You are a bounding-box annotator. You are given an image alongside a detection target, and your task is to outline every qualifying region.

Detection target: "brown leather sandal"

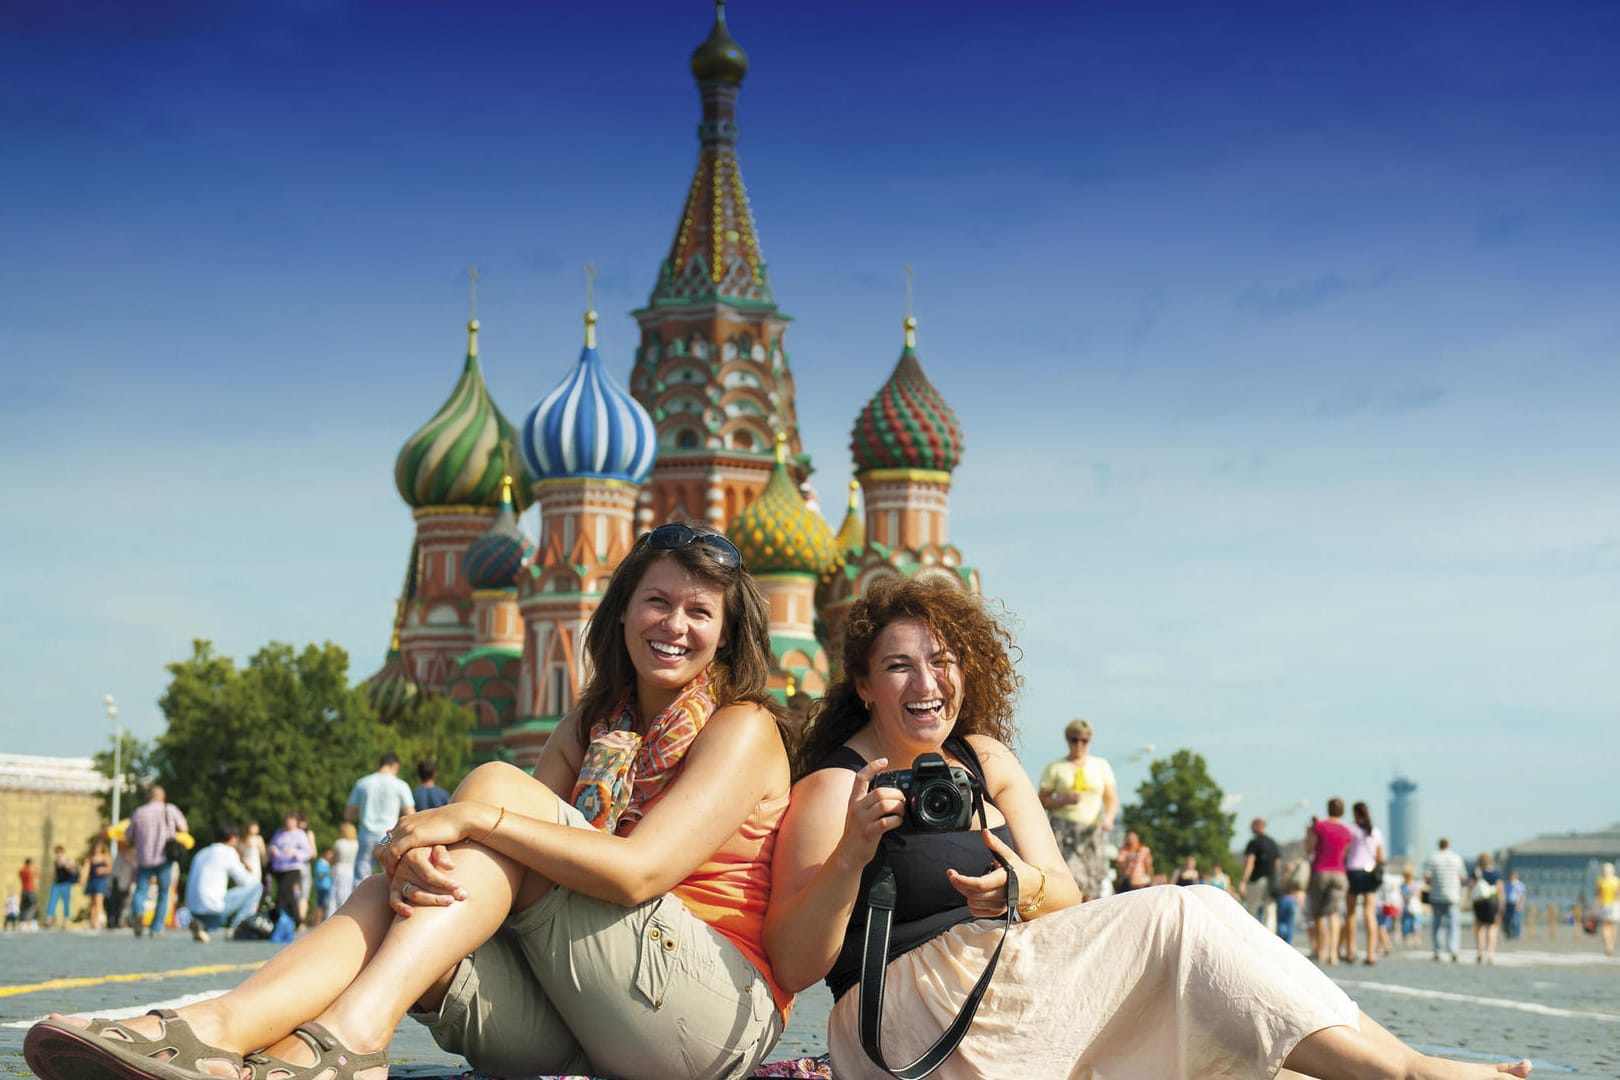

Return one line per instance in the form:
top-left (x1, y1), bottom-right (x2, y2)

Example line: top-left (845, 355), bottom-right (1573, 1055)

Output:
top-left (241, 1023), bottom-right (389, 1080)
top-left (22, 1008), bottom-right (244, 1080)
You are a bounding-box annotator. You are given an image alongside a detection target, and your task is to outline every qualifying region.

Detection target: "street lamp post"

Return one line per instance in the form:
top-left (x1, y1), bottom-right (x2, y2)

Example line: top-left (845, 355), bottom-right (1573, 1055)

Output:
top-left (104, 694), bottom-right (121, 824)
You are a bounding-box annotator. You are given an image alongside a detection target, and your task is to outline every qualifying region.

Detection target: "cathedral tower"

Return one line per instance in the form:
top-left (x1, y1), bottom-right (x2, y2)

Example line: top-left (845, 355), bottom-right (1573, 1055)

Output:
top-left (820, 312), bottom-right (979, 671)
top-left (730, 434), bottom-right (840, 699)
top-left (629, 1), bottom-right (803, 532)
top-left (393, 315), bottom-right (532, 692)
top-left (512, 306), bottom-right (657, 767)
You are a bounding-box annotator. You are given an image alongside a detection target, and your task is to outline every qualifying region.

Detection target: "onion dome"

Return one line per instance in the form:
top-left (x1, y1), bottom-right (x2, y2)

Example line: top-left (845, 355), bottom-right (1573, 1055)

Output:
top-left (462, 475), bottom-right (535, 589)
top-left (521, 310), bottom-right (657, 485)
top-left (690, 0), bottom-right (749, 85)
top-left (366, 631), bottom-right (419, 722)
top-left (732, 435), bottom-right (840, 576)
top-left (850, 316), bottom-right (964, 474)
top-left (835, 479), bottom-right (865, 554)
top-left (395, 319), bottom-right (532, 510)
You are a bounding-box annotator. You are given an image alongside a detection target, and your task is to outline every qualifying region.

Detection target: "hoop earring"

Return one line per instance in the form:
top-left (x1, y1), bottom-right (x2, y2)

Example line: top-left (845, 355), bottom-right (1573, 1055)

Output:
top-left (861, 699), bottom-right (871, 711)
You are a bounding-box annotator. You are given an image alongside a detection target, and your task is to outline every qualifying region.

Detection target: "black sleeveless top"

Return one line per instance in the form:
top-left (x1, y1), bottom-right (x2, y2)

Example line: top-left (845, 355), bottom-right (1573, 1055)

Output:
top-left (817, 737), bottom-right (1016, 999)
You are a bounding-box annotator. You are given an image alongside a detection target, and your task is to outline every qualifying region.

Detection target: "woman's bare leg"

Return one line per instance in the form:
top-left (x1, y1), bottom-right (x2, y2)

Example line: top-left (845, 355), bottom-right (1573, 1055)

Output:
top-left (1364, 897), bottom-right (1379, 962)
top-left (1283, 1011), bottom-right (1532, 1079)
top-left (254, 763), bottom-right (566, 1080)
top-left (48, 764), bottom-right (566, 1079)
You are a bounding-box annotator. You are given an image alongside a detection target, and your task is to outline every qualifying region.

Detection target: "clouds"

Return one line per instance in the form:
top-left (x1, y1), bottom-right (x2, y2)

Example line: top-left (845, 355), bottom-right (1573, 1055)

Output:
top-left (1314, 382), bottom-right (1448, 419)
top-left (1234, 269), bottom-right (1392, 319)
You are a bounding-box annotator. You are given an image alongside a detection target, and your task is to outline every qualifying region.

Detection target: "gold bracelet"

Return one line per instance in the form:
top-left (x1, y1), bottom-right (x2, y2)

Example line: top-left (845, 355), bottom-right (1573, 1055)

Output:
top-left (477, 806), bottom-right (506, 845)
top-left (1016, 865), bottom-right (1048, 918)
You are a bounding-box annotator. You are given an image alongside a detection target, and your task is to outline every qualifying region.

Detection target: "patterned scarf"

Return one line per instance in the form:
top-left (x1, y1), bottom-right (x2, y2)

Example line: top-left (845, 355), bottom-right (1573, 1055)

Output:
top-left (570, 669), bottom-right (717, 836)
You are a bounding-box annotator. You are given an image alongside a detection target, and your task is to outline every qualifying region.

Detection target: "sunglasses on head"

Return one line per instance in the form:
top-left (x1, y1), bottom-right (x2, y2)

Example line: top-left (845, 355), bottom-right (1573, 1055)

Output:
top-left (641, 523), bottom-right (742, 570)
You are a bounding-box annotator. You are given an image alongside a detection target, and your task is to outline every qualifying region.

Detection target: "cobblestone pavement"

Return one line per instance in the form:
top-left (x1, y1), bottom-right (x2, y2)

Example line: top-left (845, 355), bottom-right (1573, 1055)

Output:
top-left (1, 928), bottom-right (1615, 1077)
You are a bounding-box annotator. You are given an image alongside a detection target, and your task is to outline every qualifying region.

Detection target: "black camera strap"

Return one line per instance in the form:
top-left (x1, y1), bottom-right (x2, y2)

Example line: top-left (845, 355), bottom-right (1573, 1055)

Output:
top-left (858, 789), bottom-right (1018, 1080)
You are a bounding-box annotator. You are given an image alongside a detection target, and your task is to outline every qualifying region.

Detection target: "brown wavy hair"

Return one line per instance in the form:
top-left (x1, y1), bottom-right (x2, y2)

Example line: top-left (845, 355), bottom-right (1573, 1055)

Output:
top-left (574, 522), bottom-right (782, 748)
top-left (794, 577), bottom-right (1022, 778)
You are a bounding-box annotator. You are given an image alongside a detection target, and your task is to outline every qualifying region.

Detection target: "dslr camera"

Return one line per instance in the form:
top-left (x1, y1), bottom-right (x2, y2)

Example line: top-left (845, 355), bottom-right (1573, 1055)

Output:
top-left (872, 752), bottom-right (984, 834)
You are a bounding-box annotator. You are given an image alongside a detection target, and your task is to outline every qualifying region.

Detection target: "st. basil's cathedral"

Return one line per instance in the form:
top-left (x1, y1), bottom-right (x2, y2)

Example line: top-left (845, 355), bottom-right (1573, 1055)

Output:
top-left (367, 4), bottom-right (980, 767)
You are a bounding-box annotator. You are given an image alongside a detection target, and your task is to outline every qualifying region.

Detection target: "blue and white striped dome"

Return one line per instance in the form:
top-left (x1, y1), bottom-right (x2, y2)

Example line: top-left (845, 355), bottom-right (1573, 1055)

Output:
top-left (520, 313), bottom-right (657, 485)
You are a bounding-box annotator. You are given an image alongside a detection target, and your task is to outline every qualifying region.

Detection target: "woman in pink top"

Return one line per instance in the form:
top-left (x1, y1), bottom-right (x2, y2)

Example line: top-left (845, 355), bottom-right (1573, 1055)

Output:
top-left (1306, 798), bottom-right (1355, 965)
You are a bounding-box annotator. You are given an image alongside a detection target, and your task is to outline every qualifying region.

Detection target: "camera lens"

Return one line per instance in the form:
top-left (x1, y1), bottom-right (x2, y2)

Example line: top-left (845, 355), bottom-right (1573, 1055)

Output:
top-left (915, 780), bottom-right (963, 829)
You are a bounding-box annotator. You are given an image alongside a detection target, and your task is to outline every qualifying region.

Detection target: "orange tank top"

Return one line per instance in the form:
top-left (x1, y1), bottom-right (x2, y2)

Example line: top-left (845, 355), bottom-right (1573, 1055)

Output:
top-left (671, 790), bottom-right (793, 1018)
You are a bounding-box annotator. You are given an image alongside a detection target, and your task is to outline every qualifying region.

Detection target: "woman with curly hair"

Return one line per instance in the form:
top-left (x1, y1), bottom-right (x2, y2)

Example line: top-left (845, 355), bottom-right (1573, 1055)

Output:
top-left (27, 523), bottom-right (794, 1080)
top-left (765, 577), bottom-right (1532, 1079)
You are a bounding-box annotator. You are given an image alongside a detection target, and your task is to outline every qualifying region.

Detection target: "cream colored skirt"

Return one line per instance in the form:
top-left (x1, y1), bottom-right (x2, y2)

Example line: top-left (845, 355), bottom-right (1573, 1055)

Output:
top-left (828, 884), bottom-right (1358, 1080)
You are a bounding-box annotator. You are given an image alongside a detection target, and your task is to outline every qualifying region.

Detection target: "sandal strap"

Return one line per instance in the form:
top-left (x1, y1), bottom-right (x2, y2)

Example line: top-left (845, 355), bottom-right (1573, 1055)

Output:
top-left (244, 1023), bottom-right (387, 1080)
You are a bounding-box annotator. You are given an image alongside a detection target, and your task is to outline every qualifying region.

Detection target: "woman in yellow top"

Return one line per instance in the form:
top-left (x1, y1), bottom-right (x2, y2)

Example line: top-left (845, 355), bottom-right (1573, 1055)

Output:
top-left (27, 523), bottom-right (794, 1080)
top-left (1596, 862), bottom-right (1619, 957)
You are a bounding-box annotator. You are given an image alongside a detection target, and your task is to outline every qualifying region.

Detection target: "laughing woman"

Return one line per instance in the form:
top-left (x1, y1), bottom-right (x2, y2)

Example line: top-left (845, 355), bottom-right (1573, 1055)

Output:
top-left (26, 523), bottom-right (794, 1080)
top-left (765, 577), bottom-right (1531, 1080)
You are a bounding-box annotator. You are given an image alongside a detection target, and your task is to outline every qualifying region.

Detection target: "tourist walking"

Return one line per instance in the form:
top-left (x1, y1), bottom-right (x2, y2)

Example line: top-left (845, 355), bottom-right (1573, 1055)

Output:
top-left (1174, 854), bottom-right (1203, 886)
top-left (266, 811), bottom-right (314, 922)
top-left (1344, 800), bottom-right (1385, 965)
top-left (240, 819), bottom-right (267, 895)
top-left (83, 840), bottom-right (112, 930)
top-left (1595, 861), bottom-right (1619, 957)
top-left (1375, 865), bottom-right (1404, 954)
top-left (45, 845), bottom-right (78, 929)
top-left (413, 756), bottom-right (451, 811)
top-left (1036, 718), bottom-right (1117, 900)
top-left (1114, 830), bottom-right (1154, 893)
top-left (764, 577), bottom-right (1532, 1079)
top-left (345, 751), bottom-right (415, 879)
top-left (330, 821), bottom-right (358, 911)
top-left (1306, 798), bottom-right (1354, 965)
top-left (17, 858), bottom-right (40, 931)
top-left (184, 822), bottom-right (263, 942)
top-left (1502, 870), bottom-right (1526, 939)
top-left (1238, 816), bottom-right (1280, 927)
top-left (125, 783), bottom-right (188, 937)
top-left (1423, 836), bottom-right (1468, 961)
top-left (25, 522), bottom-right (796, 1080)
top-left (1469, 852), bottom-right (1502, 964)
top-left (1277, 858), bottom-right (1307, 943)
top-left (1400, 865), bottom-right (1424, 944)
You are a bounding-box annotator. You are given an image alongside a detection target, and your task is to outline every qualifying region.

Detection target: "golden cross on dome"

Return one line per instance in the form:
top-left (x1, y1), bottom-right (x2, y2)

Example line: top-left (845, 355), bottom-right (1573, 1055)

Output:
top-left (469, 265), bottom-right (479, 320)
top-left (584, 263), bottom-right (599, 348)
top-left (904, 263), bottom-right (914, 320)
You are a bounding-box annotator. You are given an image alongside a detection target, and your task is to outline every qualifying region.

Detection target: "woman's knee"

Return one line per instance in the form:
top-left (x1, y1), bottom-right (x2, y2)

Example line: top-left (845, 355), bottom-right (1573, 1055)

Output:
top-left (453, 762), bottom-right (556, 810)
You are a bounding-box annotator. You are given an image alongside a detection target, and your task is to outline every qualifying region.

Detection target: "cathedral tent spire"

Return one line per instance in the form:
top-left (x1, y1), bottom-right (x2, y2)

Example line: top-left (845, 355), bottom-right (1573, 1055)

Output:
top-left (646, 1), bottom-right (773, 309)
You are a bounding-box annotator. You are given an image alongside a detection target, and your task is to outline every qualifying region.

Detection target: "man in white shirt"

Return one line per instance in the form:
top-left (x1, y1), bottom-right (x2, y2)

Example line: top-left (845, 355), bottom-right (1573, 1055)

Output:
top-left (346, 751), bottom-right (416, 879)
top-left (1422, 836), bottom-right (1468, 962)
top-left (185, 822), bottom-right (262, 943)
top-left (1037, 718), bottom-right (1118, 900)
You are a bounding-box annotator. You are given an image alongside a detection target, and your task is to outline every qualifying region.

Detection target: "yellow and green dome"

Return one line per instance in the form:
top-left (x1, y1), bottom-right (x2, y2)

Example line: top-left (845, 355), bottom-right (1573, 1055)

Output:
top-left (395, 320), bottom-right (533, 510)
top-left (732, 438), bottom-right (840, 576)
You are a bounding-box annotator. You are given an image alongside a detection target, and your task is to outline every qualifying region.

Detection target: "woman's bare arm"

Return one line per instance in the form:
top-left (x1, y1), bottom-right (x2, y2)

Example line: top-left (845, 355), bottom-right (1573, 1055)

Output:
top-left (765, 760), bottom-right (905, 994)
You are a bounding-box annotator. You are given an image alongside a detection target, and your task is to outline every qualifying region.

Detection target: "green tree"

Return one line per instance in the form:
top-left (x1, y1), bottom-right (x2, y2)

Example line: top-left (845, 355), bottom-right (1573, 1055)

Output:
top-left (151, 639), bottom-right (473, 849)
top-left (92, 731), bottom-right (159, 823)
top-left (1122, 748), bottom-right (1236, 877)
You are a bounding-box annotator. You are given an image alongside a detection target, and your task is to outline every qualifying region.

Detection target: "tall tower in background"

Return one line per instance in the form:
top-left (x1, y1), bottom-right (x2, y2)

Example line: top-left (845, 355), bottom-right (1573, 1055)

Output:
top-left (629, 1), bottom-right (803, 532)
top-left (1388, 775), bottom-right (1420, 865)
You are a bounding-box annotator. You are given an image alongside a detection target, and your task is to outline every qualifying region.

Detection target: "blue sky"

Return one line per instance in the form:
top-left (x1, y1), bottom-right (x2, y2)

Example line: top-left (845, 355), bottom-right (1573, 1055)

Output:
top-left (3, 1), bottom-right (1616, 858)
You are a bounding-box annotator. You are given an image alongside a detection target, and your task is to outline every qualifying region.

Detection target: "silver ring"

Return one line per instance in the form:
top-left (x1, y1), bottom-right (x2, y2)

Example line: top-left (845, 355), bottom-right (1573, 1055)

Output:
top-left (378, 832), bottom-right (393, 846)
top-left (401, 881), bottom-right (413, 897)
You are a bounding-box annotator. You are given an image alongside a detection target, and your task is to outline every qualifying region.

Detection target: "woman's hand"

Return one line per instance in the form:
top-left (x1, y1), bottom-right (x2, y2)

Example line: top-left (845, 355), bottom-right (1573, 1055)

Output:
top-left (386, 845), bottom-right (464, 917)
top-left (374, 802), bottom-right (490, 875)
top-left (946, 829), bottom-right (1028, 919)
top-left (832, 759), bottom-right (906, 872)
